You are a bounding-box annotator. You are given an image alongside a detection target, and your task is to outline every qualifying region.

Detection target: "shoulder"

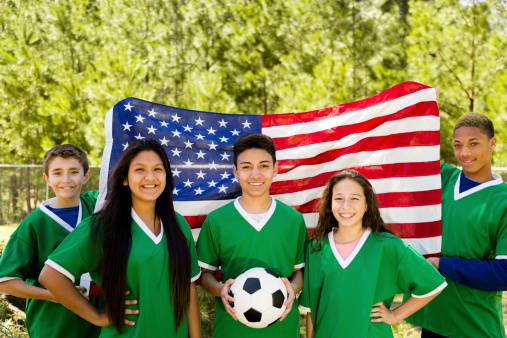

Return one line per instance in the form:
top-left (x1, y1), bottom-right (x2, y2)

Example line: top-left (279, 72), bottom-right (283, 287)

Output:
top-left (369, 231), bottom-right (408, 252)
top-left (175, 212), bottom-right (192, 234)
top-left (205, 201), bottom-right (236, 220)
top-left (440, 163), bottom-right (460, 184)
top-left (14, 208), bottom-right (46, 233)
top-left (274, 199), bottom-right (304, 219)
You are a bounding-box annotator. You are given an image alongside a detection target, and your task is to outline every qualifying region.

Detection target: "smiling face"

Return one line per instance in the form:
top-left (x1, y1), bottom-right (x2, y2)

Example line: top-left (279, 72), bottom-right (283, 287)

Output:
top-left (454, 126), bottom-right (496, 182)
top-left (125, 150), bottom-right (167, 209)
top-left (233, 148), bottom-right (278, 201)
top-left (43, 157), bottom-right (91, 208)
top-left (331, 179), bottom-right (368, 231)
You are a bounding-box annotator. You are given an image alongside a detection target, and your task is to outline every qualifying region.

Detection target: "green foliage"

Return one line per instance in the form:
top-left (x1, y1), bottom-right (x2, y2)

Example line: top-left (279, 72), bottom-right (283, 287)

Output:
top-left (1, 0), bottom-right (507, 165)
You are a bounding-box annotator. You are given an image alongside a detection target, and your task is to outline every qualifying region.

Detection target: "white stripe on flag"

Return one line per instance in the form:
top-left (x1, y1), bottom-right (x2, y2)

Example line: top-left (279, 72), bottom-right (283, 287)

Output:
top-left (263, 88), bottom-right (437, 138)
top-left (276, 145), bottom-right (440, 181)
top-left (403, 236), bottom-right (442, 255)
top-left (174, 199), bottom-right (234, 216)
top-left (380, 205), bottom-right (441, 224)
top-left (276, 115), bottom-right (440, 160)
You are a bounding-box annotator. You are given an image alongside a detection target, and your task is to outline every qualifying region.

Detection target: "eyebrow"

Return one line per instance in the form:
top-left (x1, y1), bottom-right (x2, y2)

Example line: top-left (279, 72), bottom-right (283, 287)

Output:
top-left (454, 137), bottom-right (481, 142)
top-left (239, 160), bottom-right (272, 165)
top-left (51, 167), bottom-right (81, 171)
top-left (132, 163), bottom-right (164, 166)
top-left (333, 193), bottom-right (362, 196)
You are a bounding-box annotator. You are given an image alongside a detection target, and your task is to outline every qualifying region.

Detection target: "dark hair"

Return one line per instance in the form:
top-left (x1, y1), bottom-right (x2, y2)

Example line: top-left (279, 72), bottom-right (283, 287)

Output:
top-left (311, 170), bottom-right (393, 252)
top-left (233, 132), bottom-right (276, 166)
top-left (43, 144), bottom-right (89, 175)
top-left (454, 112), bottom-right (495, 139)
top-left (91, 138), bottom-right (191, 333)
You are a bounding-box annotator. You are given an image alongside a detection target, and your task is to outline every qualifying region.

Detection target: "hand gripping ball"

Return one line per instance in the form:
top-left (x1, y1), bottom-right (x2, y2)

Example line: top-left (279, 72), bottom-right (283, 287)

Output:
top-left (228, 267), bottom-right (288, 328)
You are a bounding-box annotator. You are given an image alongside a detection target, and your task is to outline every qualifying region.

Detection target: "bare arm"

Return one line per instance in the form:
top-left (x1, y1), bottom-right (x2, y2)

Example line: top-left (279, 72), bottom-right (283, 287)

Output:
top-left (306, 313), bottom-right (314, 338)
top-left (370, 291), bottom-right (442, 325)
top-left (199, 269), bottom-right (236, 320)
top-left (39, 265), bottom-right (138, 327)
top-left (0, 279), bottom-right (61, 302)
top-left (187, 282), bottom-right (201, 338)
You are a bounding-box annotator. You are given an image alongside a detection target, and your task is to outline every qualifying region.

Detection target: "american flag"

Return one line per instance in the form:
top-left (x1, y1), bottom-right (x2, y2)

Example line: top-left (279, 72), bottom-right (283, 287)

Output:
top-left (97, 81), bottom-right (441, 256)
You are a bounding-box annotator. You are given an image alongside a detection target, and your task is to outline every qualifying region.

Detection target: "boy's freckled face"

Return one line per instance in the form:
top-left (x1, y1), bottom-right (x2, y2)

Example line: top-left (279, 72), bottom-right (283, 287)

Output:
top-left (453, 126), bottom-right (496, 182)
top-left (233, 148), bottom-right (277, 200)
top-left (43, 157), bottom-right (90, 205)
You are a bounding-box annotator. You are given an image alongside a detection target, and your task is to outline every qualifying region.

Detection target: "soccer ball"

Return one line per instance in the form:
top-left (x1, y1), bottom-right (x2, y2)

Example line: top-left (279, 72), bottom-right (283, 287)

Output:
top-left (228, 267), bottom-right (287, 329)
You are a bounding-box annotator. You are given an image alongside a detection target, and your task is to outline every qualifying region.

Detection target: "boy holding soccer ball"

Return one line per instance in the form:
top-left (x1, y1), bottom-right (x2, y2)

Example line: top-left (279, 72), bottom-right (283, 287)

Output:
top-left (197, 132), bottom-right (309, 337)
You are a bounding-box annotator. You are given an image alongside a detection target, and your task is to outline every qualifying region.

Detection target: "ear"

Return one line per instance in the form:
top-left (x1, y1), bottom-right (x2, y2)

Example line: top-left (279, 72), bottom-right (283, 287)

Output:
top-left (43, 173), bottom-right (52, 186)
top-left (490, 137), bottom-right (497, 151)
top-left (123, 178), bottom-right (128, 186)
top-left (82, 170), bottom-right (91, 185)
top-left (273, 161), bottom-right (278, 177)
top-left (233, 164), bottom-right (238, 179)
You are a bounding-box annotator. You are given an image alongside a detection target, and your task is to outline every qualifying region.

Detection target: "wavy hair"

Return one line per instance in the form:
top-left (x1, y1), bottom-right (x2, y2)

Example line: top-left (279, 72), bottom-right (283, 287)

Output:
top-left (311, 170), bottom-right (393, 252)
top-left (90, 138), bottom-right (191, 333)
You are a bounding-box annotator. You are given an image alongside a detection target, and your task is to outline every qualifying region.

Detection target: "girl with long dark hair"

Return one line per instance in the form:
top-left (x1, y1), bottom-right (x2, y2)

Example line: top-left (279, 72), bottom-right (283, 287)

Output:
top-left (40, 138), bottom-right (201, 337)
top-left (299, 170), bottom-right (446, 337)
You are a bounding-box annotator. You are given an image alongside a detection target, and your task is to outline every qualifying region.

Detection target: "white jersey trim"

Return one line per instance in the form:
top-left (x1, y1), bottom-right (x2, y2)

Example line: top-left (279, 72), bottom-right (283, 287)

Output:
top-left (234, 196), bottom-right (276, 232)
top-left (0, 277), bottom-right (21, 283)
top-left (411, 281), bottom-right (447, 298)
top-left (496, 255), bottom-right (507, 260)
top-left (454, 172), bottom-right (503, 201)
top-left (191, 271), bottom-right (201, 283)
top-left (294, 262), bottom-right (305, 269)
top-left (45, 259), bottom-right (76, 283)
top-left (198, 261), bottom-right (219, 271)
top-left (298, 304), bottom-right (311, 313)
top-left (328, 228), bottom-right (371, 269)
top-left (131, 209), bottom-right (164, 245)
top-left (40, 198), bottom-right (83, 233)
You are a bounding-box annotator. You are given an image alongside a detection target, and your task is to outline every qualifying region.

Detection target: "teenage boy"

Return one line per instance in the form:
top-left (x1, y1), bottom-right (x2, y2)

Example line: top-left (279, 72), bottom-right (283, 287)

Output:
top-left (0, 144), bottom-right (100, 338)
top-left (197, 132), bottom-right (309, 337)
top-left (406, 112), bottom-right (507, 337)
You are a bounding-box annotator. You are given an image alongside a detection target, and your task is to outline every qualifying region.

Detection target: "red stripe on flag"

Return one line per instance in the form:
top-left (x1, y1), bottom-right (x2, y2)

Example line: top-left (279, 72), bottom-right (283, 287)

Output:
top-left (184, 215), bottom-right (208, 229)
top-left (271, 102), bottom-right (438, 150)
top-left (261, 82), bottom-right (433, 127)
top-left (276, 131), bottom-right (440, 175)
top-left (271, 162), bottom-right (441, 195)
top-left (387, 221), bottom-right (442, 239)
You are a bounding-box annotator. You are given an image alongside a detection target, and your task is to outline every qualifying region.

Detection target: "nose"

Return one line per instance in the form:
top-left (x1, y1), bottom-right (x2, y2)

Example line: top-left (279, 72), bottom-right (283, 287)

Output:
top-left (145, 170), bottom-right (156, 180)
top-left (62, 172), bottom-right (71, 182)
top-left (461, 145), bottom-right (472, 157)
top-left (251, 166), bottom-right (261, 178)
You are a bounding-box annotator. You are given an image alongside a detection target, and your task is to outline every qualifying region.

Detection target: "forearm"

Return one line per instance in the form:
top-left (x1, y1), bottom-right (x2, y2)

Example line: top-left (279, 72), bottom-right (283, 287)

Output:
top-left (439, 257), bottom-right (507, 291)
top-left (39, 265), bottom-right (103, 326)
top-left (0, 279), bottom-right (57, 302)
top-left (187, 283), bottom-right (201, 338)
top-left (306, 313), bottom-right (314, 338)
top-left (393, 293), bottom-right (440, 323)
top-left (289, 269), bottom-right (303, 294)
top-left (199, 270), bottom-right (222, 297)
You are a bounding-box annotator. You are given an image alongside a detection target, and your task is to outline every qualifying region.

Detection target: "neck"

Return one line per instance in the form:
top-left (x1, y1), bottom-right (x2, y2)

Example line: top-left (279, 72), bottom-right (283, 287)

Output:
top-left (132, 202), bottom-right (160, 235)
top-left (464, 168), bottom-right (494, 183)
top-left (238, 195), bottom-right (272, 214)
top-left (334, 225), bottom-right (364, 244)
top-left (51, 196), bottom-right (80, 208)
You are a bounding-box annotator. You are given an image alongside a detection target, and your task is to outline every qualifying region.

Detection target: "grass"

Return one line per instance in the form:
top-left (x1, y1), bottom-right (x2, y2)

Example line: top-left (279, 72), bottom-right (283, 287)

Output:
top-left (0, 224), bottom-right (17, 251)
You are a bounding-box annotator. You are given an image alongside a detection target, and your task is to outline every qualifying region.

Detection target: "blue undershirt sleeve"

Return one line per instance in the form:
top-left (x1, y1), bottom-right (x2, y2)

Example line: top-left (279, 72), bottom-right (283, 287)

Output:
top-left (439, 257), bottom-right (507, 291)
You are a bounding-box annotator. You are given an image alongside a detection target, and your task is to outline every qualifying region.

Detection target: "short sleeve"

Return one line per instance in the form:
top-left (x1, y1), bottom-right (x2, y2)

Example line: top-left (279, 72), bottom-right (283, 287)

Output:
top-left (396, 245), bottom-right (447, 297)
top-left (196, 216), bottom-right (220, 271)
top-left (46, 219), bottom-right (98, 283)
top-left (0, 223), bottom-right (37, 282)
top-left (295, 215), bottom-right (309, 269)
top-left (298, 245), bottom-right (311, 312)
top-left (175, 213), bottom-right (201, 282)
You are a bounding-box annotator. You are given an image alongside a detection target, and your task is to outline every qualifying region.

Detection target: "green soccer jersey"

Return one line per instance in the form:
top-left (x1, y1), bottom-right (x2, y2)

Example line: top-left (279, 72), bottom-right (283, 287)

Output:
top-left (0, 191), bottom-right (100, 338)
top-left (299, 229), bottom-right (446, 338)
top-left (196, 197), bottom-right (309, 338)
top-left (406, 163), bottom-right (507, 338)
top-left (46, 209), bottom-right (201, 338)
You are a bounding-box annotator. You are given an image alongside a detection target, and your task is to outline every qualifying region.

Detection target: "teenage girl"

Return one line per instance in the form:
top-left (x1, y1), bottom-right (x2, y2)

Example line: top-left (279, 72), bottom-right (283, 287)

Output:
top-left (40, 138), bottom-right (201, 337)
top-left (299, 170), bottom-right (446, 337)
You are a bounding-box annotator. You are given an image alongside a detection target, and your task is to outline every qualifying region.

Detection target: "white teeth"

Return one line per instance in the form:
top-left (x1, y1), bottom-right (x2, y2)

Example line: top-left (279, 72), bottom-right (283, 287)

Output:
top-left (143, 185), bottom-right (156, 188)
top-left (340, 213), bottom-right (354, 218)
top-left (250, 183), bottom-right (262, 186)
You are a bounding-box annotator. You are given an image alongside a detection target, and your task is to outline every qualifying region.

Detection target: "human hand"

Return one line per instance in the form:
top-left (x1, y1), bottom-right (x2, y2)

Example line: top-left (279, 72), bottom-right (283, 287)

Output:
top-left (370, 301), bottom-right (398, 325)
top-left (427, 257), bottom-right (440, 270)
top-left (279, 277), bottom-right (295, 322)
top-left (221, 279), bottom-right (237, 320)
top-left (95, 290), bottom-right (139, 327)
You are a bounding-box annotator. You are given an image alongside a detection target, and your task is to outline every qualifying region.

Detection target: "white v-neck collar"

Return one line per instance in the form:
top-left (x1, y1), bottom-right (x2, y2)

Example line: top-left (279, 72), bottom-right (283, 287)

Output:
top-left (131, 209), bottom-right (164, 244)
top-left (454, 171), bottom-right (503, 200)
top-left (329, 228), bottom-right (371, 269)
top-left (234, 196), bottom-right (276, 232)
top-left (40, 198), bottom-right (83, 233)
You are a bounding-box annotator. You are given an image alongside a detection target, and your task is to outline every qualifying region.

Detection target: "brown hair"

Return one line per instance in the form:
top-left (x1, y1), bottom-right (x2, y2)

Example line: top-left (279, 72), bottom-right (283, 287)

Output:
top-left (43, 144), bottom-right (89, 175)
top-left (311, 170), bottom-right (393, 252)
top-left (233, 132), bottom-right (276, 166)
top-left (454, 112), bottom-right (494, 139)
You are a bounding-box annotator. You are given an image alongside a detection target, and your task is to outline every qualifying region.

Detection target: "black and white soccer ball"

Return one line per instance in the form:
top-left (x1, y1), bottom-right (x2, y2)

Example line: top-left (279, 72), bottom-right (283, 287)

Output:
top-left (228, 267), bottom-right (288, 328)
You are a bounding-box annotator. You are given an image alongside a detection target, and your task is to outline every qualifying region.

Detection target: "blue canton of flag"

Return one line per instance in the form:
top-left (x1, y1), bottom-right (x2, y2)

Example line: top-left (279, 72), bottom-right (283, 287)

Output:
top-left (102, 97), bottom-right (261, 202)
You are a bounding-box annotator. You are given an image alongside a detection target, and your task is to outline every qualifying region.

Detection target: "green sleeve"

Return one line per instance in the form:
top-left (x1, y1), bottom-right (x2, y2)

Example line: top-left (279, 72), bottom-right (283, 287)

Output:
top-left (298, 244), bottom-right (312, 311)
top-left (295, 215), bottom-right (309, 268)
top-left (0, 221), bottom-right (37, 281)
top-left (175, 213), bottom-right (201, 281)
top-left (79, 191), bottom-right (99, 216)
top-left (396, 245), bottom-right (446, 297)
top-left (47, 219), bottom-right (99, 283)
top-left (196, 216), bottom-right (220, 270)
